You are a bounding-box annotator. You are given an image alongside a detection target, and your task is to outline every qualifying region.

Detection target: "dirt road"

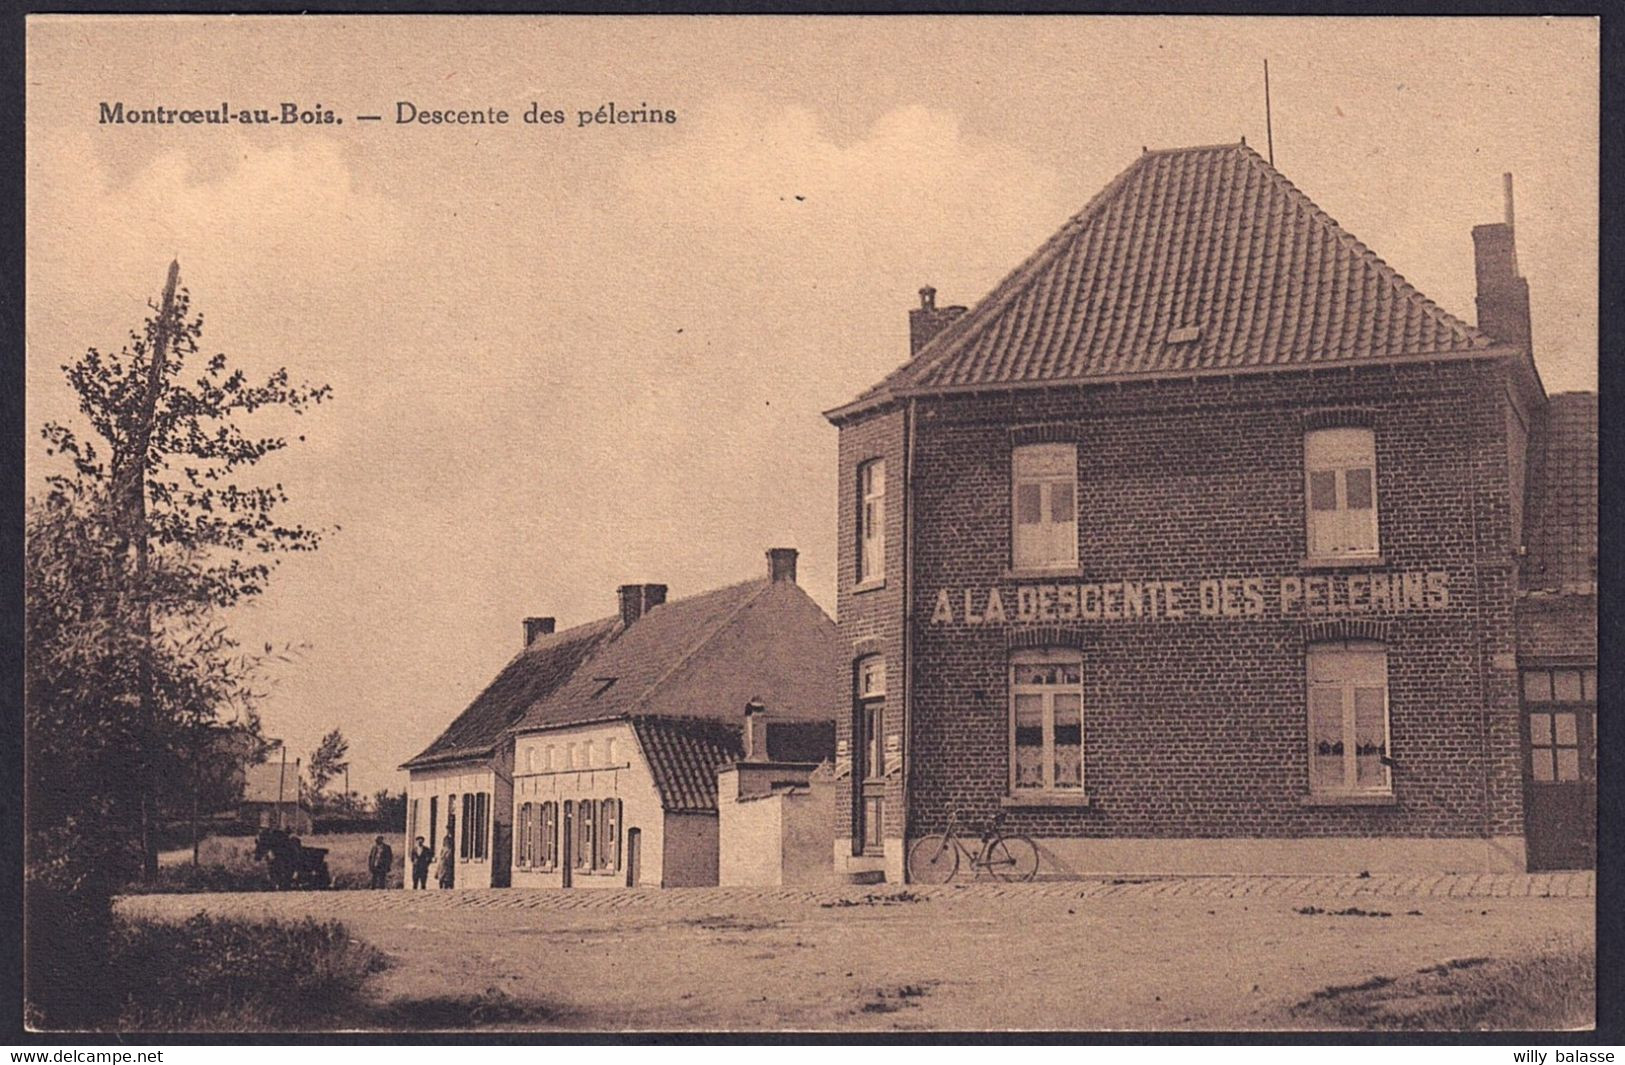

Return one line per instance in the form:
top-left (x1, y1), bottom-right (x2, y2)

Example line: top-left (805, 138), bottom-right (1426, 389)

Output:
top-left (119, 875), bottom-right (1594, 1031)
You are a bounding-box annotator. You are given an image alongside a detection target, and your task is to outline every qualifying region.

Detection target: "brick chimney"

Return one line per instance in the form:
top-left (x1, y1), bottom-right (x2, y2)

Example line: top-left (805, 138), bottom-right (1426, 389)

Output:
top-left (743, 698), bottom-right (768, 761)
top-left (909, 286), bottom-right (967, 357)
top-left (617, 583), bottom-right (667, 628)
top-left (523, 616), bottom-right (555, 647)
top-left (1472, 173), bottom-right (1532, 353)
top-left (766, 547), bottom-right (798, 584)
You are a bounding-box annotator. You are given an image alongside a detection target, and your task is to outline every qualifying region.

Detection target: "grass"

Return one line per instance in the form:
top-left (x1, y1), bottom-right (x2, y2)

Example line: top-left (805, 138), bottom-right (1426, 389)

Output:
top-left (109, 914), bottom-right (389, 1031)
top-left (141, 832), bottom-right (405, 892)
top-left (1289, 947), bottom-right (1595, 1031)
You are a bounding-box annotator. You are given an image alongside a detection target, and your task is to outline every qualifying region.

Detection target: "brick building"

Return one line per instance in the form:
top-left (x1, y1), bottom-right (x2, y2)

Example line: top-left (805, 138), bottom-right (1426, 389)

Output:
top-left (824, 143), bottom-right (1594, 880)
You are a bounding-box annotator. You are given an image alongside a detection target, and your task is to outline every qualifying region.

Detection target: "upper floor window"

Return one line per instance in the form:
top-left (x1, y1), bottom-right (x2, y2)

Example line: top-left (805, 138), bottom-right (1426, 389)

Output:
top-left (1012, 444), bottom-right (1078, 570)
top-left (1305, 428), bottom-right (1378, 558)
top-left (1307, 641), bottom-right (1390, 795)
top-left (1010, 649), bottom-right (1084, 794)
top-left (858, 459), bottom-right (886, 583)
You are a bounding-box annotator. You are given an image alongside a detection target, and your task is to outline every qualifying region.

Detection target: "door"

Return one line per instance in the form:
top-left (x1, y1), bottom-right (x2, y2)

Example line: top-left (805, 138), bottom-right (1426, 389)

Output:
top-left (492, 821), bottom-right (512, 888)
top-left (626, 827), bottom-right (641, 887)
top-left (853, 658), bottom-right (887, 857)
top-left (1520, 666), bottom-right (1596, 870)
top-left (561, 800), bottom-right (574, 888)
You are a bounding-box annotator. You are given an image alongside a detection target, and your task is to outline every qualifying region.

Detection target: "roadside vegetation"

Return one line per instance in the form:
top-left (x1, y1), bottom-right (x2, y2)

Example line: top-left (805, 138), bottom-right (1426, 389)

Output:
top-left (1289, 947), bottom-right (1594, 1030)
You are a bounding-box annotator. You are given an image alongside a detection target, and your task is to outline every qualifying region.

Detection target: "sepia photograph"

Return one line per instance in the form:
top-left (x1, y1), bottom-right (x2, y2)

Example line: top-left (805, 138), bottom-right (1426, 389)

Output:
top-left (20, 13), bottom-right (1599, 1036)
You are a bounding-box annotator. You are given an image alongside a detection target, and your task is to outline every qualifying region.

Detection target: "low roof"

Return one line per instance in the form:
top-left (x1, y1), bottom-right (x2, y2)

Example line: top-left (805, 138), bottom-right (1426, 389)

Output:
top-left (830, 142), bottom-right (1499, 421)
top-left (628, 716), bottom-right (743, 813)
top-left (402, 617), bottom-right (618, 769)
top-left (511, 577), bottom-right (841, 734)
top-left (1522, 392), bottom-right (1597, 594)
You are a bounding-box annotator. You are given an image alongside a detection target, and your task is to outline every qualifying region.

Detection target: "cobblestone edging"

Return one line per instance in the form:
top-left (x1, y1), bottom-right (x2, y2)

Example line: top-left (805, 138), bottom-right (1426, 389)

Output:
top-left (116, 870), bottom-right (1594, 920)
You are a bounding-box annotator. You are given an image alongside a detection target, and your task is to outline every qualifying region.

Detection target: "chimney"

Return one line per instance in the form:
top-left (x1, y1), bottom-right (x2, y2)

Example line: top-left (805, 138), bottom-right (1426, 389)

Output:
top-left (743, 698), bottom-right (768, 761)
top-left (523, 616), bottom-right (555, 647)
top-left (766, 547), bottom-right (798, 584)
top-left (909, 285), bottom-right (967, 357)
top-left (1471, 173), bottom-right (1532, 353)
top-left (617, 583), bottom-right (667, 628)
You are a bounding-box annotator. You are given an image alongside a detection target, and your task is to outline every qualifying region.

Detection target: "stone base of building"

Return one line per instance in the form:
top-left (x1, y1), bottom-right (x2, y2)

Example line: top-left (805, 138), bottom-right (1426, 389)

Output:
top-left (877, 835), bottom-right (1528, 880)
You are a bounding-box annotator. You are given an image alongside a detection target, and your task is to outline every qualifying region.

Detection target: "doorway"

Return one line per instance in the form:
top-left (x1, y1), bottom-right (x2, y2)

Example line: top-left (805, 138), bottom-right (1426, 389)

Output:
top-left (626, 827), bottom-right (641, 887)
top-left (561, 800), bottom-right (574, 888)
top-left (1520, 665), bottom-right (1596, 870)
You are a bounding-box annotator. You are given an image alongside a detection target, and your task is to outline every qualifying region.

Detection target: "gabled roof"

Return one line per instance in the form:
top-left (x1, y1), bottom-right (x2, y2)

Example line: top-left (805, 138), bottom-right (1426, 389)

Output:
top-left (1522, 392), bottom-right (1597, 594)
top-left (402, 617), bottom-right (619, 769)
top-left (830, 142), bottom-right (1499, 420)
top-left (511, 577), bottom-right (841, 733)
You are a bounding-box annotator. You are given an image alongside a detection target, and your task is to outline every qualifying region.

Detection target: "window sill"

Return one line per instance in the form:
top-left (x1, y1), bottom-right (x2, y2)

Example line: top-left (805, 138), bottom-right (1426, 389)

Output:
top-left (1300, 555), bottom-right (1386, 570)
top-left (852, 579), bottom-right (887, 595)
top-left (1002, 792), bottom-right (1091, 808)
top-left (1300, 793), bottom-right (1397, 807)
top-left (1003, 566), bottom-right (1086, 581)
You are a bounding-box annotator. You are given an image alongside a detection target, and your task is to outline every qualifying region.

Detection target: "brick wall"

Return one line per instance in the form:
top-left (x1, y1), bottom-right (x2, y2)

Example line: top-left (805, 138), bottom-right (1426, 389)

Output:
top-left (835, 357), bottom-right (1527, 846)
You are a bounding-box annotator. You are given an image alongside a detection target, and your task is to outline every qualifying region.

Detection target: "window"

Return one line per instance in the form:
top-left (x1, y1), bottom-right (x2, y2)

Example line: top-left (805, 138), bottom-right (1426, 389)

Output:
top-left (1009, 650), bottom-right (1084, 793)
top-left (854, 656), bottom-right (887, 854)
top-left (537, 801), bottom-right (558, 871)
top-left (460, 793), bottom-right (473, 859)
top-left (1522, 667), bottom-right (1596, 783)
top-left (575, 798), bottom-right (596, 870)
top-left (1307, 641), bottom-right (1390, 795)
top-left (858, 459), bottom-right (886, 584)
top-left (409, 799), bottom-right (419, 844)
top-left (1305, 428), bottom-right (1378, 558)
top-left (595, 799), bottom-right (622, 873)
top-left (1012, 444), bottom-right (1078, 570)
top-left (517, 802), bottom-right (533, 868)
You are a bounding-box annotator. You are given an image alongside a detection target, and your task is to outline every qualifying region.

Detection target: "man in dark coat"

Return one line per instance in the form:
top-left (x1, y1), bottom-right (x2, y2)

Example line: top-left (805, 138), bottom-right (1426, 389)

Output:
top-left (409, 835), bottom-right (433, 889)
top-left (367, 835), bottom-right (394, 889)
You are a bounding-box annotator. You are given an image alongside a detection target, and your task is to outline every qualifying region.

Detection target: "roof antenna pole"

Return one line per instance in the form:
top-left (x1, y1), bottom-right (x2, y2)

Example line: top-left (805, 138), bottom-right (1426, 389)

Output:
top-left (1263, 58), bottom-right (1275, 167)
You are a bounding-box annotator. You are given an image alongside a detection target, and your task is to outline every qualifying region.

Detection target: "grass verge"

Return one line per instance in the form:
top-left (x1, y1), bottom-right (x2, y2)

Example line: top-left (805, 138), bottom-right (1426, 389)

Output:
top-left (1289, 948), bottom-right (1594, 1031)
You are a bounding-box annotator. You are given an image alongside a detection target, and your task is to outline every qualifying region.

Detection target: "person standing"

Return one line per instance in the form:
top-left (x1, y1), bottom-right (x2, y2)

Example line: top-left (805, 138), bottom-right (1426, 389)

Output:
top-left (436, 831), bottom-right (455, 889)
top-left (367, 834), bottom-right (394, 889)
top-left (409, 835), bottom-right (433, 890)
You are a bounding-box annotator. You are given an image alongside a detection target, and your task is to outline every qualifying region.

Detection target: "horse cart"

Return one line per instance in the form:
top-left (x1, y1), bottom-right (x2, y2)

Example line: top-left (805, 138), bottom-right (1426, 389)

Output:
top-left (253, 827), bottom-right (332, 890)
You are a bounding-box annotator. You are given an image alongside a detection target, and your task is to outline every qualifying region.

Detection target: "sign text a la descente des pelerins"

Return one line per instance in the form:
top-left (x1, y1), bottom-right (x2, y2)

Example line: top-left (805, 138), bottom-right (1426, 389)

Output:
top-left (929, 571), bottom-right (1451, 625)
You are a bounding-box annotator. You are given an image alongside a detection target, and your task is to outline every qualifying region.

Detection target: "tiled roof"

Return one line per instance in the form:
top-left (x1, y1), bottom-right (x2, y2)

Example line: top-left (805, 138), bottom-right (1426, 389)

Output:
top-left (1522, 392), bottom-right (1597, 594)
top-left (402, 618), bottom-right (619, 768)
top-left (628, 716), bottom-right (744, 813)
top-left (832, 143), bottom-right (1496, 417)
top-left (511, 578), bottom-right (842, 733)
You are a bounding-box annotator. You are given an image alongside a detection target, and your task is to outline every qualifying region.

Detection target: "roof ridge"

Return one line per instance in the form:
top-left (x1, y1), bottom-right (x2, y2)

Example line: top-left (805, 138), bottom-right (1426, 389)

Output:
top-left (621, 579), bottom-right (772, 715)
top-left (1227, 144), bottom-right (1489, 348)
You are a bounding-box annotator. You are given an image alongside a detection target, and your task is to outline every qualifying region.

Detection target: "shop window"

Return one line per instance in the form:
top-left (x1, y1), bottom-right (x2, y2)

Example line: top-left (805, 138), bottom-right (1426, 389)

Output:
top-left (1009, 649), bottom-right (1084, 793)
top-left (858, 459), bottom-right (886, 584)
top-left (1012, 444), bottom-right (1078, 570)
top-left (1306, 641), bottom-right (1390, 795)
top-left (1305, 428), bottom-right (1379, 559)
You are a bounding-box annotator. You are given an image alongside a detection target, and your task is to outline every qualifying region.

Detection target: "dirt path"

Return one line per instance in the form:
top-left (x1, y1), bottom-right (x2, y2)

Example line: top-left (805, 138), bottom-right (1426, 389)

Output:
top-left (119, 879), bottom-right (1594, 1031)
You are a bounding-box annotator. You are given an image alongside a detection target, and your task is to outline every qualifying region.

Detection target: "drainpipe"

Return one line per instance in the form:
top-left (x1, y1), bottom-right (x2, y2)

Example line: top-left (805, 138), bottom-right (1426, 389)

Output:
top-left (901, 397), bottom-right (917, 882)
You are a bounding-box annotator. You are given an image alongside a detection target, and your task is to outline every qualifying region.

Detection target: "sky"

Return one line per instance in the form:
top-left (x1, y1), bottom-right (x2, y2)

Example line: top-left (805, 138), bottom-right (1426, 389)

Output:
top-left (26, 16), bottom-right (1598, 795)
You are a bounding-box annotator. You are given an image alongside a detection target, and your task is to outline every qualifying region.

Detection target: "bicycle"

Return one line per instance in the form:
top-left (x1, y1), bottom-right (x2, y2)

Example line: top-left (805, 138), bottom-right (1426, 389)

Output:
top-left (905, 806), bottom-right (1040, 883)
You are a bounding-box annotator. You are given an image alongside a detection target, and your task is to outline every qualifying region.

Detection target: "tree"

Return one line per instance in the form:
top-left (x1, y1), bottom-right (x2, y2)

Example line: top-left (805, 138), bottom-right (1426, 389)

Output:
top-left (373, 789), bottom-right (407, 831)
top-left (307, 728), bottom-right (350, 800)
top-left (25, 263), bottom-right (328, 1024)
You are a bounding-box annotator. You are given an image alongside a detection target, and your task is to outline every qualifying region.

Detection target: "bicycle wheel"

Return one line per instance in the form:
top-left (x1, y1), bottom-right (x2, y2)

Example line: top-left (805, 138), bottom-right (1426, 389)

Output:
top-left (906, 834), bottom-right (960, 884)
top-left (986, 835), bottom-right (1040, 882)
